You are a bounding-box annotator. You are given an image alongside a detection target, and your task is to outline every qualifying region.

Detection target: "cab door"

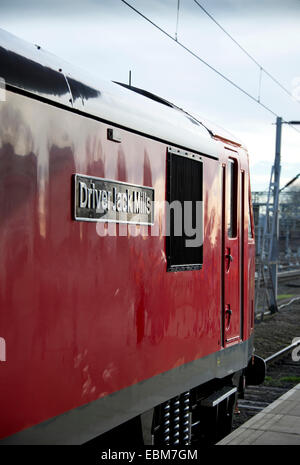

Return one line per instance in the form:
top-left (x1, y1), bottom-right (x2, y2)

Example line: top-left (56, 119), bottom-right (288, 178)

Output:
top-left (222, 158), bottom-right (240, 346)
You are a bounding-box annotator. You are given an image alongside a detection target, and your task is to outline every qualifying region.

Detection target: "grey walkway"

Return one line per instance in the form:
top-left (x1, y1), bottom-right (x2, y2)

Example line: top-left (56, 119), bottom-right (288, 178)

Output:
top-left (218, 383), bottom-right (300, 445)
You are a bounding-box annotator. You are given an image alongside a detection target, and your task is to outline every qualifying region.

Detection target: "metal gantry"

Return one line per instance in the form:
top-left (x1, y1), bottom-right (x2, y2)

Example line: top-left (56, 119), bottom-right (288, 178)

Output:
top-left (255, 168), bottom-right (280, 314)
top-left (255, 117), bottom-right (282, 314)
top-left (254, 118), bottom-right (300, 315)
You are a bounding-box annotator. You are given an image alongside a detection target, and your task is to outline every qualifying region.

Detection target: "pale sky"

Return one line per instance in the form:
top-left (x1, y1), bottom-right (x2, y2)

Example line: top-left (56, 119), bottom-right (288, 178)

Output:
top-left (1, 0), bottom-right (300, 190)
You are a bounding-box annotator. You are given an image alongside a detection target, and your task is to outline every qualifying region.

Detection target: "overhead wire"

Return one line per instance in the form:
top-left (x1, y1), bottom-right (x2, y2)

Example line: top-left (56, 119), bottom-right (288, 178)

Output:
top-left (120, 0), bottom-right (300, 134)
top-left (193, 0), bottom-right (298, 103)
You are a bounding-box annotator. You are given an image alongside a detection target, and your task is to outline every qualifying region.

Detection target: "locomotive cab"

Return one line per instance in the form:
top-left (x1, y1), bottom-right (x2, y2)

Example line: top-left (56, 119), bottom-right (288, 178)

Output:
top-left (0, 28), bottom-right (256, 445)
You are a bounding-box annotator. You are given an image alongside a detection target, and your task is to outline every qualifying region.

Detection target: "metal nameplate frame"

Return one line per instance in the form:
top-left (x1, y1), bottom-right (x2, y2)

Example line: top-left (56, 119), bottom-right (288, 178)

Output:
top-left (73, 174), bottom-right (154, 225)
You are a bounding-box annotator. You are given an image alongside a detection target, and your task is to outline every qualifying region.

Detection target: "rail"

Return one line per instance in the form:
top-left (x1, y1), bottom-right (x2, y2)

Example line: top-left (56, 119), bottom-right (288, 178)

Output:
top-left (237, 342), bottom-right (300, 413)
top-left (264, 339), bottom-right (300, 364)
top-left (255, 269), bottom-right (300, 317)
top-left (255, 269), bottom-right (300, 283)
top-left (277, 269), bottom-right (300, 280)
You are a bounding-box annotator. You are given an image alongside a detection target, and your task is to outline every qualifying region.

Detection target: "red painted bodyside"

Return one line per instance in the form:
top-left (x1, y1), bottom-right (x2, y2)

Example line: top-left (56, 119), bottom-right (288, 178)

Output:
top-left (0, 90), bottom-right (254, 439)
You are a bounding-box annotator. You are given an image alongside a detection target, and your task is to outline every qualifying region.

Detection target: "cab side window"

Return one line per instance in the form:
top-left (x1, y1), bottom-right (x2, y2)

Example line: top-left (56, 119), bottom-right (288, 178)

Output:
top-left (227, 158), bottom-right (237, 238)
top-left (166, 148), bottom-right (203, 271)
top-left (248, 194), bottom-right (254, 239)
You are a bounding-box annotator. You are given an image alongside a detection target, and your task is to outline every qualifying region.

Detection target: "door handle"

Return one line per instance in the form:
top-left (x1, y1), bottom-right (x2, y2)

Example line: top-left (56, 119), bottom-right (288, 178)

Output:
top-left (225, 248), bottom-right (233, 271)
top-left (224, 306), bottom-right (232, 331)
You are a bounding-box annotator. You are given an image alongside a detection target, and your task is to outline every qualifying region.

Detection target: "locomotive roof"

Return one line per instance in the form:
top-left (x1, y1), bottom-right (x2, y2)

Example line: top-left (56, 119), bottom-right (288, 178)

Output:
top-left (0, 28), bottom-right (243, 156)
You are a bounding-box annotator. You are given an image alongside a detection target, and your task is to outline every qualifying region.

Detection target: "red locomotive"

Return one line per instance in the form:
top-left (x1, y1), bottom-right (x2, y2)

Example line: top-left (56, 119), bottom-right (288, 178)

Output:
top-left (0, 29), bottom-right (262, 445)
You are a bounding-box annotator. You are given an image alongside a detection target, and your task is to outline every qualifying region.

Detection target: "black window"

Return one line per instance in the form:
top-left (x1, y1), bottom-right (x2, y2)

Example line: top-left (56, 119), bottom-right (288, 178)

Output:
top-left (166, 148), bottom-right (203, 272)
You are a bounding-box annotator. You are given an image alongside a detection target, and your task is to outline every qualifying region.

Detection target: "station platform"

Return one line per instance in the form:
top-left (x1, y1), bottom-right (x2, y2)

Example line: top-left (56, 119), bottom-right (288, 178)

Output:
top-left (218, 383), bottom-right (300, 445)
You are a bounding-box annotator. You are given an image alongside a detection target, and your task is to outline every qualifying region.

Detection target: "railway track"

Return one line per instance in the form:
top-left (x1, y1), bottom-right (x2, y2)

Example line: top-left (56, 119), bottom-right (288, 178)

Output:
top-left (255, 270), bottom-right (300, 319)
top-left (255, 269), bottom-right (300, 284)
top-left (232, 341), bottom-right (300, 430)
top-left (277, 269), bottom-right (300, 281)
top-left (237, 386), bottom-right (287, 412)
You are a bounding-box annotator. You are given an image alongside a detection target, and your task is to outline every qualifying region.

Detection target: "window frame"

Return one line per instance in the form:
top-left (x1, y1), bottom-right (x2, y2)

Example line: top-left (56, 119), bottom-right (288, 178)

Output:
top-left (166, 147), bottom-right (203, 272)
top-left (248, 186), bottom-right (254, 241)
top-left (227, 157), bottom-right (238, 238)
